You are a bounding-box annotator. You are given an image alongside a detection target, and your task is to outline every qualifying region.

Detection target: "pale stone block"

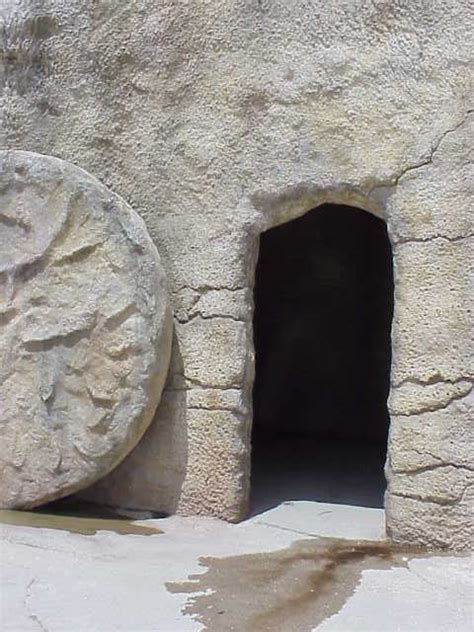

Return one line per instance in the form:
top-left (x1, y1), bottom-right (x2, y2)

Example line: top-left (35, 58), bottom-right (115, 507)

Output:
top-left (177, 317), bottom-right (250, 388)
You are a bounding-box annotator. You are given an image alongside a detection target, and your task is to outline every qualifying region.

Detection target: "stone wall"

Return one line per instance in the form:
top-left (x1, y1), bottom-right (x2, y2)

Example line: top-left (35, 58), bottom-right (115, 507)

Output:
top-left (1, 0), bottom-right (472, 549)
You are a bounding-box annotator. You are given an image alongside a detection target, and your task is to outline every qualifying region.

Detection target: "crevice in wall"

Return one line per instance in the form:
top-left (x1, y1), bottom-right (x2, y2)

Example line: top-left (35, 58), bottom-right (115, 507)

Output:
top-left (368, 108), bottom-right (474, 196)
top-left (392, 375), bottom-right (473, 389)
top-left (394, 233), bottom-right (474, 246)
top-left (175, 313), bottom-right (247, 325)
top-left (187, 406), bottom-right (247, 416)
top-left (391, 463), bottom-right (474, 475)
top-left (393, 385), bottom-right (473, 417)
top-left (390, 487), bottom-right (471, 507)
top-left (183, 376), bottom-right (242, 390)
top-left (165, 385), bottom-right (242, 393)
top-left (175, 284), bottom-right (246, 293)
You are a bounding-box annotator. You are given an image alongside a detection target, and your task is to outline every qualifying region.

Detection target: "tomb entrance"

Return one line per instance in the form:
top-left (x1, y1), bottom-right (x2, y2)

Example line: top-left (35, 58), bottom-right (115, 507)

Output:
top-left (251, 203), bottom-right (394, 513)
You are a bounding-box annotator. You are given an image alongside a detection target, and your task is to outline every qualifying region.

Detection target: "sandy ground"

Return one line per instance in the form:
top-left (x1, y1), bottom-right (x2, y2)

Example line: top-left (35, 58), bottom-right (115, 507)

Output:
top-left (1, 501), bottom-right (472, 632)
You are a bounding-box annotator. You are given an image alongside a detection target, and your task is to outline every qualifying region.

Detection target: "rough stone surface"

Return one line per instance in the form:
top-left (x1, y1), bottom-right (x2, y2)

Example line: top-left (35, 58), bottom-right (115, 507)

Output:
top-left (0, 1), bottom-right (473, 547)
top-left (0, 150), bottom-right (172, 508)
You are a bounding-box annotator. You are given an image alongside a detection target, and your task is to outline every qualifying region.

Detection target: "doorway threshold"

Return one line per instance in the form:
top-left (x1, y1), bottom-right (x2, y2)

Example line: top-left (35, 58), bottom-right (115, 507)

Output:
top-left (248, 500), bottom-right (386, 542)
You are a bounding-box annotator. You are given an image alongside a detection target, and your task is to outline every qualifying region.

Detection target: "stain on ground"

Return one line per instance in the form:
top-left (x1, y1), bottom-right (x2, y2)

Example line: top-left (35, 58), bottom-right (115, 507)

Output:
top-left (0, 501), bottom-right (162, 536)
top-left (167, 538), bottom-right (434, 632)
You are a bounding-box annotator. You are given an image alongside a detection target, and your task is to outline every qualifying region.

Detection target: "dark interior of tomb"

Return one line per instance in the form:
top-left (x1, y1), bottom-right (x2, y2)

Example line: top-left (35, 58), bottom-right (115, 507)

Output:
top-left (250, 203), bottom-right (394, 514)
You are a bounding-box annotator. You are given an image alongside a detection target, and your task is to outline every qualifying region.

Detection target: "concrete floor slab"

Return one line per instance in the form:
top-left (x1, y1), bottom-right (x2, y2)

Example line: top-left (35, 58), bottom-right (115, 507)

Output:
top-left (1, 503), bottom-right (472, 632)
top-left (250, 500), bottom-right (386, 541)
top-left (316, 556), bottom-right (473, 632)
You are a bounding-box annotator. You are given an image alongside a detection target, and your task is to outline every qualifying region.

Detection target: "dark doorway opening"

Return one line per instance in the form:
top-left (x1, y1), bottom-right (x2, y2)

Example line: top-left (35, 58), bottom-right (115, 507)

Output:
top-left (250, 203), bottom-right (394, 514)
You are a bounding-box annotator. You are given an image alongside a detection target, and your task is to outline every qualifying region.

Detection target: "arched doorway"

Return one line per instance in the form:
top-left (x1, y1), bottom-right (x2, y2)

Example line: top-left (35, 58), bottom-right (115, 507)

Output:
top-left (251, 203), bottom-right (394, 513)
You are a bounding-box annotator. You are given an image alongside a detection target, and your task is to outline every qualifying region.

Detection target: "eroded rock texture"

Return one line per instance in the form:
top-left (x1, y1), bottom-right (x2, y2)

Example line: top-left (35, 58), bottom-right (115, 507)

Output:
top-left (0, 151), bottom-right (172, 508)
top-left (0, 1), bottom-right (472, 548)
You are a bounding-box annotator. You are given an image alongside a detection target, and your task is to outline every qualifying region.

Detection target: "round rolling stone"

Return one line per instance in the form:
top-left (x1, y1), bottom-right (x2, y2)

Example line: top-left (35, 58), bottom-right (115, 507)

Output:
top-left (0, 151), bottom-right (172, 509)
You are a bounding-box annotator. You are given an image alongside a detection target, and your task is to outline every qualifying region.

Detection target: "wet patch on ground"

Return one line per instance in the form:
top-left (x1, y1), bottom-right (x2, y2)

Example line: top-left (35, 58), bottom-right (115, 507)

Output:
top-left (167, 537), bottom-right (436, 632)
top-left (0, 501), bottom-right (163, 536)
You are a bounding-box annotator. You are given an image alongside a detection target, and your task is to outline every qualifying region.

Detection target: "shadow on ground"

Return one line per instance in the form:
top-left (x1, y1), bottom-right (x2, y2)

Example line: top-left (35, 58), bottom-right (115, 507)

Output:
top-left (250, 435), bottom-right (387, 516)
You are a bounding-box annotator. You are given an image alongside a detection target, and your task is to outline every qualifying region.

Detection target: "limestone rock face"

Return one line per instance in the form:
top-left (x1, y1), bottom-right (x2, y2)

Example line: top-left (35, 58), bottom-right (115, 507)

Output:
top-left (1, 1), bottom-right (472, 548)
top-left (0, 151), bottom-right (172, 508)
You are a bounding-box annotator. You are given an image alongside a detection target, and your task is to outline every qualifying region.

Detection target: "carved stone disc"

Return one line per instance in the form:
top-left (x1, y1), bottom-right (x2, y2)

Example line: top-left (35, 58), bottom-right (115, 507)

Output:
top-left (0, 151), bottom-right (172, 508)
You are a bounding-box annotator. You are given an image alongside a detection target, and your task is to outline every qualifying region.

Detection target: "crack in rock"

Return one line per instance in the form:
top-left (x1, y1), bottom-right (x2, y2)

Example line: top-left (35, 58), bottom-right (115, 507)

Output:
top-left (390, 485), bottom-right (472, 507)
top-left (394, 233), bottom-right (474, 246)
top-left (176, 312), bottom-right (247, 325)
top-left (393, 385), bottom-right (473, 417)
top-left (392, 376), bottom-right (472, 389)
top-left (24, 578), bottom-right (48, 632)
top-left (391, 463), bottom-right (474, 476)
top-left (368, 109), bottom-right (474, 196)
top-left (184, 377), bottom-right (242, 391)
